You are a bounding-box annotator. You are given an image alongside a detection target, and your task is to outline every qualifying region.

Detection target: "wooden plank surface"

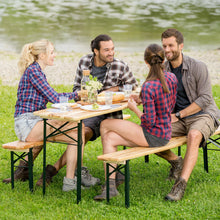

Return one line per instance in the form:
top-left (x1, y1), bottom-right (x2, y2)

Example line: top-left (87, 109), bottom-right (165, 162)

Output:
top-left (97, 136), bottom-right (187, 162)
top-left (2, 140), bottom-right (43, 150)
top-left (34, 102), bottom-right (128, 121)
top-left (213, 126), bottom-right (220, 135)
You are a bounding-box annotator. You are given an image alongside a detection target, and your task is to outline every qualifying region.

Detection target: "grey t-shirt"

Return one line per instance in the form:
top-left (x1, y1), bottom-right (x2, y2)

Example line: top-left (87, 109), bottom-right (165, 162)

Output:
top-left (91, 63), bottom-right (107, 83)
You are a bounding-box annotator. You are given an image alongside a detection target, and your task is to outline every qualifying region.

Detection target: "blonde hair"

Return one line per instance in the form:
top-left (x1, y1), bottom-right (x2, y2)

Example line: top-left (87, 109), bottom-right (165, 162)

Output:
top-left (18, 39), bottom-right (52, 75)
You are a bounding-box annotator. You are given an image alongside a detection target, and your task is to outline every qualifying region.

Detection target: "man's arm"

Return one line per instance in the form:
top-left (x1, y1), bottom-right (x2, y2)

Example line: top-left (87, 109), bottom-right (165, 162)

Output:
top-left (120, 62), bottom-right (138, 91)
top-left (172, 102), bottom-right (202, 122)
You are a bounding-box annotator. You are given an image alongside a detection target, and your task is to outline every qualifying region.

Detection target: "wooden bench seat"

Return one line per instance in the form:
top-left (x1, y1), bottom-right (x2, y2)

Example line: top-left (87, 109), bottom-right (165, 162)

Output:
top-left (2, 140), bottom-right (43, 151)
top-left (98, 136), bottom-right (187, 163)
top-left (2, 140), bottom-right (43, 191)
top-left (97, 126), bottom-right (220, 208)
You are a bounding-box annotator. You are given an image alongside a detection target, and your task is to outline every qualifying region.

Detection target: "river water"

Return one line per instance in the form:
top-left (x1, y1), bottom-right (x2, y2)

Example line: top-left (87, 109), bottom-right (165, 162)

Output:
top-left (0, 0), bottom-right (219, 53)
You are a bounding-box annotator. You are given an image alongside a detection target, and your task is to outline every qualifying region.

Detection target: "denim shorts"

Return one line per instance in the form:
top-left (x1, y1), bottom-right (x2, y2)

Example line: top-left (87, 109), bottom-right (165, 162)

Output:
top-left (14, 113), bottom-right (42, 141)
top-left (142, 126), bottom-right (169, 147)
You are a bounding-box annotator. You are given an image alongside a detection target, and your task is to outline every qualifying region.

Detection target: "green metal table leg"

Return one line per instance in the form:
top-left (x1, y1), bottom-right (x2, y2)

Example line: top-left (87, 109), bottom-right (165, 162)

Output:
top-left (28, 148), bottom-right (33, 192)
top-left (77, 121), bottom-right (82, 204)
top-left (11, 151), bottom-right (14, 190)
top-left (43, 119), bottom-right (47, 195)
top-left (125, 160), bottom-right (130, 208)
top-left (106, 163), bottom-right (110, 203)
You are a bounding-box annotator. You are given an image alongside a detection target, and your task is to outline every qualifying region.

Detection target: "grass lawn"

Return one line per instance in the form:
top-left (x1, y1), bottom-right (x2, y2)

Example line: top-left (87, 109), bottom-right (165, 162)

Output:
top-left (0, 84), bottom-right (219, 220)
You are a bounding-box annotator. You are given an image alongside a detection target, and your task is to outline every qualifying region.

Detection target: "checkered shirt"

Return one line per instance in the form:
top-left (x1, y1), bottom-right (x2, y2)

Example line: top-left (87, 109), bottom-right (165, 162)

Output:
top-left (14, 62), bottom-right (78, 117)
top-left (141, 71), bottom-right (177, 140)
top-left (73, 54), bottom-right (138, 119)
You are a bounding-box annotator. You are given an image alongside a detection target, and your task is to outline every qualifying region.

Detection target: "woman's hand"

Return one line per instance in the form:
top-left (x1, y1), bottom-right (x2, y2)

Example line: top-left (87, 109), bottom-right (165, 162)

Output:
top-left (128, 98), bottom-right (143, 119)
top-left (130, 94), bottom-right (142, 105)
top-left (128, 98), bottom-right (138, 112)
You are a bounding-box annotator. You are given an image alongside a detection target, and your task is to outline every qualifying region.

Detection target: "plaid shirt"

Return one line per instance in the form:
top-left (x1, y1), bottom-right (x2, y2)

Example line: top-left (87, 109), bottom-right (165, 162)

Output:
top-left (73, 54), bottom-right (138, 93)
top-left (73, 54), bottom-right (138, 119)
top-left (141, 71), bottom-right (177, 140)
top-left (14, 62), bottom-right (78, 117)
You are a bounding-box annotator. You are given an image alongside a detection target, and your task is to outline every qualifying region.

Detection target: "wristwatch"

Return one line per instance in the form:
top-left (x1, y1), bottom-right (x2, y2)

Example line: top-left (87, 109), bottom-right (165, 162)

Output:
top-left (175, 112), bottom-right (181, 119)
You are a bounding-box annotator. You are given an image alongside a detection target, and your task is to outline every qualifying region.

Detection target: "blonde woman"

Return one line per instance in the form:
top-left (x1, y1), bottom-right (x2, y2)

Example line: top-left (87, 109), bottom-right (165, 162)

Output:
top-left (3, 39), bottom-right (84, 191)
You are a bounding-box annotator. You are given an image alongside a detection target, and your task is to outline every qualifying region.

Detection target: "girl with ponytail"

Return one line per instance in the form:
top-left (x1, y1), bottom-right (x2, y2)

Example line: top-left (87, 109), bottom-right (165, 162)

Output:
top-left (6, 39), bottom-right (84, 191)
top-left (94, 44), bottom-right (178, 200)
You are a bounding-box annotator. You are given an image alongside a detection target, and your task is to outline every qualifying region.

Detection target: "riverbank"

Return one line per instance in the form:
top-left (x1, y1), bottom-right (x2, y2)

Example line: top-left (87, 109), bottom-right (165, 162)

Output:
top-left (1, 49), bottom-right (220, 86)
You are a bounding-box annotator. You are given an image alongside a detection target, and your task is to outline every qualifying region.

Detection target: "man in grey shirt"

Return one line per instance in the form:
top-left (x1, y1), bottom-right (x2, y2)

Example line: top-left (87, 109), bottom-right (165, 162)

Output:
top-left (157, 29), bottom-right (220, 201)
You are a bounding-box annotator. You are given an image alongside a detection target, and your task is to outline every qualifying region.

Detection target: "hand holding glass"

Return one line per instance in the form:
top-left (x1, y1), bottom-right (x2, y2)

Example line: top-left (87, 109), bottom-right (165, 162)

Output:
top-left (59, 96), bottom-right (68, 110)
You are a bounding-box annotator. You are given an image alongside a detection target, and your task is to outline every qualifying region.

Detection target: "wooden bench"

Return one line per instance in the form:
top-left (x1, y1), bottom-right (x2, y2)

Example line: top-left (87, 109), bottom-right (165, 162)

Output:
top-left (2, 141), bottom-right (43, 192)
top-left (97, 126), bottom-right (220, 208)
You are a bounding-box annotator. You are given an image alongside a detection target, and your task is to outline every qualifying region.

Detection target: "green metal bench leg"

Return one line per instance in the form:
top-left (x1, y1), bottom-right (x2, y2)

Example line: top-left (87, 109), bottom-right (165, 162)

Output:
top-left (178, 146), bottom-right (181, 156)
top-left (203, 144), bottom-right (208, 173)
top-left (106, 163), bottom-right (110, 203)
top-left (11, 151), bottom-right (14, 190)
top-left (125, 160), bottom-right (130, 208)
top-left (28, 148), bottom-right (34, 192)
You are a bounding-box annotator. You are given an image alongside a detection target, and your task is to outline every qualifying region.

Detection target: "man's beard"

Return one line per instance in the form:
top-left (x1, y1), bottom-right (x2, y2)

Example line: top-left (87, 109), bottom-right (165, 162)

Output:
top-left (98, 53), bottom-right (114, 64)
top-left (166, 50), bottom-right (181, 62)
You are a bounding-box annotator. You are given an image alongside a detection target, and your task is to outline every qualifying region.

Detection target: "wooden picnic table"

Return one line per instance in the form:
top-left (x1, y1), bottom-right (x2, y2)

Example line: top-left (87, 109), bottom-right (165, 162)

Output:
top-left (33, 101), bottom-right (128, 203)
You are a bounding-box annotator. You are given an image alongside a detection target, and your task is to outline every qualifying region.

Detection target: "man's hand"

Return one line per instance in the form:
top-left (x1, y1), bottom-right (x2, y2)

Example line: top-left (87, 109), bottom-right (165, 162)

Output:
top-left (171, 113), bottom-right (179, 123)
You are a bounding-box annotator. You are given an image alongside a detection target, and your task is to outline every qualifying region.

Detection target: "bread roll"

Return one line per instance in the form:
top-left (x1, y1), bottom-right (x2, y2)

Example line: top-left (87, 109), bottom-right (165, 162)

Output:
top-left (97, 92), bottom-right (125, 104)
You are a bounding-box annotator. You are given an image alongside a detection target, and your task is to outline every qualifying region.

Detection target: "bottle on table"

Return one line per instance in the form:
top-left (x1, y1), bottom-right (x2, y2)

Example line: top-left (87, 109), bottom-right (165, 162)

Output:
top-left (81, 69), bottom-right (90, 102)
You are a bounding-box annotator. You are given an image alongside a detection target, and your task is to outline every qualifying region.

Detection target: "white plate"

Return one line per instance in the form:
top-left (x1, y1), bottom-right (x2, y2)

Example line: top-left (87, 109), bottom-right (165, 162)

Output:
top-left (51, 103), bottom-right (81, 109)
top-left (80, 104), bottom-right (112, 111)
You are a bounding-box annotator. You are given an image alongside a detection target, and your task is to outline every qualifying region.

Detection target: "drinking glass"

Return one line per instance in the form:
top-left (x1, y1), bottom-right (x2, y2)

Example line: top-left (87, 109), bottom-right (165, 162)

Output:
top-left (105, 91), bottom-right (113, 105)
top-left (123, 84), bottom-right (132, 98)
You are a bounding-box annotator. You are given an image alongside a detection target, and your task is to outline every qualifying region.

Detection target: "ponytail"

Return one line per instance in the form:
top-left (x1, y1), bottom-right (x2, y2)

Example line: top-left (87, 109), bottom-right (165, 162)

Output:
top-left (17, 39), bottom-right (51, 76)
top-left (18, 43), bottom-right (35, 75)
top-left (143, 44), bottom-right (170, 94)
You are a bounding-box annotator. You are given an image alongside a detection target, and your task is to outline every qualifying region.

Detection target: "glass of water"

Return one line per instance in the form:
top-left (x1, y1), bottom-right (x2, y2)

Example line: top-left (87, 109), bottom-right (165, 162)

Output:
top-left (123, 84), bottom-right (132, 98)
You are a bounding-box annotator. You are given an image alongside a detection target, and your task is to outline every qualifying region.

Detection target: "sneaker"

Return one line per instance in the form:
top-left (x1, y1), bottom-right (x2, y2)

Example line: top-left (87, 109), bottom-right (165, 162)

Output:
top-left (116, 171), bottom-right (125, 188)
top-left (75, 167), bottom-right (100, 187)
top-left (165, 177), bottom-right (187, 201)
top-left (36, 165), bottom-right (58, 187)
top-left (3, 160), bottom-right (29, 183)
top-left (167, 156), bottom-right (183, 181)
top-left (94, 178), bottom-right (119, 200)
top-left (62, 176), bottom-right (77, 192)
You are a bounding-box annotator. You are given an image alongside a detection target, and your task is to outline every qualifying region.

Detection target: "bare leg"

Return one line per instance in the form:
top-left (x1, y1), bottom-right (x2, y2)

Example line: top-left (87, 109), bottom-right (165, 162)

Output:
top-left (181, 129), bottom-right (202, 182)
top-left (156, 150), bottom-right (179, 161)
top-left (52, 126), bottom-right (93, 170)
top-left (100, 119), bottom-right (149, 179)
top-left (65, 145), bottom-right (78, 179)
top-left (26, 120), bottom-right (85, 178)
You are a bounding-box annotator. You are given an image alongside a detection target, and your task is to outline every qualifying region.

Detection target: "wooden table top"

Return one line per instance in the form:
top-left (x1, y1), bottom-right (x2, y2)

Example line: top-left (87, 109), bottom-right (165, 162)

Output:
top-left (33, 102), bottom-right (128, 122)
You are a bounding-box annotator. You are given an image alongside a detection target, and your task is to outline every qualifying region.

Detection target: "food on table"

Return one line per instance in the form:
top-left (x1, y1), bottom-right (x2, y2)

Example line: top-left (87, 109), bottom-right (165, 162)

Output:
top-left (92, 102), bottom-right (99, 110)
top-left (70, 103), bottom-right (78, 108)
top-left (97, 92), bottom-right (125, 103)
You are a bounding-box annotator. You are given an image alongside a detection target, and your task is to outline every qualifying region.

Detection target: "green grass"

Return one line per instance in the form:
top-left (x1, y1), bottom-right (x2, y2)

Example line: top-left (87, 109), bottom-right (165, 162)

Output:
top-left (0, 84), bottom-right (220, 220)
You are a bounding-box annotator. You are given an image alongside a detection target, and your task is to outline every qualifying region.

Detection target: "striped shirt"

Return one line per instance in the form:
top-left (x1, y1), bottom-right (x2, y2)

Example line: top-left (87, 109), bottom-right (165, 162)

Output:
top-left (141, 71), bottom-right (177, 140)
top-left (14, 62), bottom-right (78, 117)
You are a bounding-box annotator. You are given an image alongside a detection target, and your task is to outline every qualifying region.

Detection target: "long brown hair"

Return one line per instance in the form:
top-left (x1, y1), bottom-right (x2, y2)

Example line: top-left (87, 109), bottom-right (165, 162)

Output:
top-left (143, 44), bottom-right (170, 93)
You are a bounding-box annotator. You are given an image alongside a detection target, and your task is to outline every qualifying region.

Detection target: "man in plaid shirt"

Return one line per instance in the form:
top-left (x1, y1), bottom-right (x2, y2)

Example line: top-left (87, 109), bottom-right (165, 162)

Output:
top-left (49, 34), bottom-right (138, 187)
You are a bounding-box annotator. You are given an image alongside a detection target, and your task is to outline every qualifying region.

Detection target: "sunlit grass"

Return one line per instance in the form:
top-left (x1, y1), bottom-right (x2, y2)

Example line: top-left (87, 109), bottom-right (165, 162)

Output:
top-left (0, 84), bottom-right (219, 219)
